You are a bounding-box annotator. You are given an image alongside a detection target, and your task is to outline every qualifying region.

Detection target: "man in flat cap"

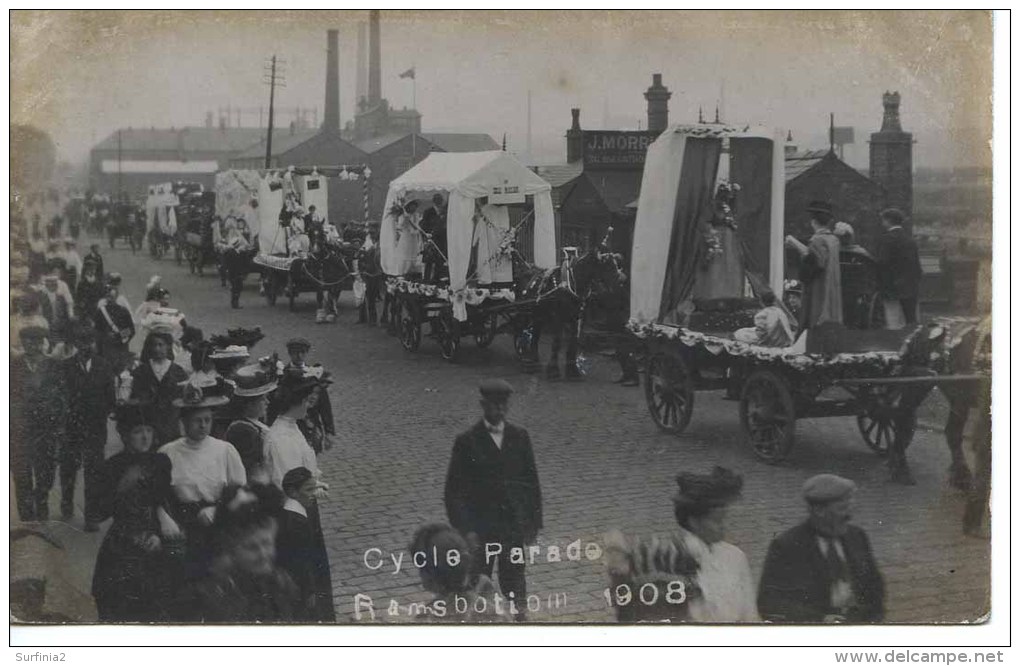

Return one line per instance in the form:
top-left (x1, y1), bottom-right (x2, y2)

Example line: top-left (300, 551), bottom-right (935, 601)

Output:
top-left (875, 208), bottom-right (922, 329)
top-left (444, 379), bottom-right (543, 621)
top-left (757, 474), bottom-right (884, 623)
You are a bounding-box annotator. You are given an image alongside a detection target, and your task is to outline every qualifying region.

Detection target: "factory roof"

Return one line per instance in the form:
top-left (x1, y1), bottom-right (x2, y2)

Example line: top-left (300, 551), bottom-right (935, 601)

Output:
top-left (93, 127), bottom-right (266, 154)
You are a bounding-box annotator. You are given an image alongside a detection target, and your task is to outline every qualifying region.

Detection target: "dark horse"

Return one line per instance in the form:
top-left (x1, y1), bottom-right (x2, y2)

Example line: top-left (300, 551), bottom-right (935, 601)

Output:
top-left (514, 237), bottom-right (627, 379)
top-left (305, 225), bottom-right (356, 322)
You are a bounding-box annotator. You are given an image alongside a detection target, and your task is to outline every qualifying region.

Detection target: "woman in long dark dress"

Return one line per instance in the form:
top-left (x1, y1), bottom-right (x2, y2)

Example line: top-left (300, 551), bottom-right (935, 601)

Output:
top-left (91, 401), bottom-right (183, 621)
top-left (276, 467), bottom-right (335, 622)
top-left (130, 331), bottom-right (189, 446)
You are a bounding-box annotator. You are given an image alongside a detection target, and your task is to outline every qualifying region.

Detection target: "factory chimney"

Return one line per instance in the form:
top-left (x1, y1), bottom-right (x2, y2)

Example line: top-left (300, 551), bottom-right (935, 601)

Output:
top-left (322, 29), bottom-right (341, 134)
top-left (368, 10), bottom-right (381, 106)
top-left (356, 21), bottom-right (368, 113)
top-left (566, 108), bottom-right (583, 163)
top-left (644, 73), bottom-right (672, 134)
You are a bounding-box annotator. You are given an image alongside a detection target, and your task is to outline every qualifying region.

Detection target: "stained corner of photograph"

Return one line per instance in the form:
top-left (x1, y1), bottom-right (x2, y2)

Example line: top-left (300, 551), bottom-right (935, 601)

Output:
top-left (9, 8), bottom-right (998, 651)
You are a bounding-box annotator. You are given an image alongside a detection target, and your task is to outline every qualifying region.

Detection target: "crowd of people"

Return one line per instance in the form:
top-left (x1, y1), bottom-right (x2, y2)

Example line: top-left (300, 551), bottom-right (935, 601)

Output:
top-left (8, 189), bottom-right (981, 626)
top-left (11, 204), bottom-right (347, 622)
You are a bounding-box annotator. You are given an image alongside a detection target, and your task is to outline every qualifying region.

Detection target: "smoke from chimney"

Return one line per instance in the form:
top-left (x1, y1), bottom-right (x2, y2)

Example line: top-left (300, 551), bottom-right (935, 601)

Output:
top-left (323, 29), bottom-right (340, 133)
top-left (368, 10), bottom-right (381, 105)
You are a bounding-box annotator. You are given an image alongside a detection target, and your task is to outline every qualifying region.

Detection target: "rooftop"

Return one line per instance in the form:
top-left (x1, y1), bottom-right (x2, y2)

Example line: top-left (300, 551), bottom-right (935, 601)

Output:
top-left (533, 162), bottom-right (584, 188)
top-left (421, 133), bottom-right (499, 153)
top-left (784, 149), bottom-right (832, 182)
top-left (93, 127), bottom-right (266, 154)
top-left (233, 129), bottom-right (321, 160)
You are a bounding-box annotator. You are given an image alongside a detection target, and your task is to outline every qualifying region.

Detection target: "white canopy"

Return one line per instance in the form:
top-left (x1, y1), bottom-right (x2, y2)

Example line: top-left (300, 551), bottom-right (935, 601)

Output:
top-left (629, 124), bottom-right (787, 324)
top-left (381, 151), bottom-right (557, 289)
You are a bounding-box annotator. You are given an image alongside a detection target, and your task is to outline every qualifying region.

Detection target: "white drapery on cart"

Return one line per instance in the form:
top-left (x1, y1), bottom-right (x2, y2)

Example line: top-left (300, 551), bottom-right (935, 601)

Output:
top-left (629, 124), bottom-right (786, 325)
top-left (380, 151), bottom-right (557, 293)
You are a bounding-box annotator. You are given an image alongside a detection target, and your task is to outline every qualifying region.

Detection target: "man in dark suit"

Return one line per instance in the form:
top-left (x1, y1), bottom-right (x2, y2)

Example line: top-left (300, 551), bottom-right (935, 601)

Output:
top-left (444, 379), bottom-right (543, 621)
top-left (61, 324), bottom-right (117, 530)
top-left (758, 474), bottom-right (884, 623)
top-left (874, 207), bottom-right (923, 329)
top-left (11, 326), bottom-right (67, 522)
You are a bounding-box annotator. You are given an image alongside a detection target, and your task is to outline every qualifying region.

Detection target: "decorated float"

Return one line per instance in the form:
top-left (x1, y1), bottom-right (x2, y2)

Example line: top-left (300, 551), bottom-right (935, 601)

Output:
top-left (216, 165), bottom-right (371, 312)
top-left (380, 151), bottom-right (558, 361)
top-left (628, 123), bottom-right (986, 473)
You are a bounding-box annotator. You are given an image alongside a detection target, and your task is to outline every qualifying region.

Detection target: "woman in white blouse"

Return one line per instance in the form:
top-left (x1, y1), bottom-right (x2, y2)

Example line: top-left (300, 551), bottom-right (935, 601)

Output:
top-left (264, 370), bottom-right (330, 497)
top-left (159, 376), bottom-right (247, 573)
top-left (605, 466), bottom-right (758, 623)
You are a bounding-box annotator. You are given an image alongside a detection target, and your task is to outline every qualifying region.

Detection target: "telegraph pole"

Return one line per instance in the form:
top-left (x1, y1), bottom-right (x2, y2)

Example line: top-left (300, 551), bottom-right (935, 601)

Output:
top-left (116, 129), bottom-right (123, 200)
top-left (263, 55), bottom-right (286, 169)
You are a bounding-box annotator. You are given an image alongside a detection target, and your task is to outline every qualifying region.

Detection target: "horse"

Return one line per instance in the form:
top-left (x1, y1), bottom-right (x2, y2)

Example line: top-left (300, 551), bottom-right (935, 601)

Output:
top-left (515, 239), bottom-right (627, 380)
top-left (881, 318), bottom-right (991, 500)
top-left (305, 225), bottom-right (356, 323)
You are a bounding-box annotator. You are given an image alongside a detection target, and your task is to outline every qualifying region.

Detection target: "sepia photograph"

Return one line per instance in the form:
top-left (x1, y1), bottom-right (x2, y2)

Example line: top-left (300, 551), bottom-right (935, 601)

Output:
top-left (8, 7), bottom-right (1002, 650)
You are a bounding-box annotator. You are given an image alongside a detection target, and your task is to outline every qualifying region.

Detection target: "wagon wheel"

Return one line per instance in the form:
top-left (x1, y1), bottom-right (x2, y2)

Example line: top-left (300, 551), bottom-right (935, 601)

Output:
top-left (263, 273), bottom-right (278, 306)
top-left (474, 314), bottom-right (498, 348)
top-left (438, 310), bottom-right (461, 362)
top-left (856, 387), bottom-right (901, 457)
top-left (644, 353), bottom-right (695, 435)
top-left (740, 370), bottom-right (797, 463)
top-left (399, 301), bottom-right (422, 352)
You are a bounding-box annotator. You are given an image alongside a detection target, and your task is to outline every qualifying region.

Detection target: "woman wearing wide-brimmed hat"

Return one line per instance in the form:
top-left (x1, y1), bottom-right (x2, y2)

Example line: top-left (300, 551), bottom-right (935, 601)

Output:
top-left (263, 368), bottom-right (329, 493)
top-left (91, 400), bottom-right (180, 621)
top-left (224, 364), bottom-right (278, 479)
top-left (158, 375), bottom-right (246, 577)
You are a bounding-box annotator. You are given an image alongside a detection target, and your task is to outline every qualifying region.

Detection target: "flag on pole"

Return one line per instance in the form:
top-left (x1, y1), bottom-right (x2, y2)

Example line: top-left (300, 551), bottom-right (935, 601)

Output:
top-left (399, 67), bottom-right (416, 79)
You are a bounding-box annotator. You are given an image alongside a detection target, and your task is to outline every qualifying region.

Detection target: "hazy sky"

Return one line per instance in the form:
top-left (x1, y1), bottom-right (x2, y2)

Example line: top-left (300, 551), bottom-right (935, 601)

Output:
top-left (11, 10), bottom-right (993, 168)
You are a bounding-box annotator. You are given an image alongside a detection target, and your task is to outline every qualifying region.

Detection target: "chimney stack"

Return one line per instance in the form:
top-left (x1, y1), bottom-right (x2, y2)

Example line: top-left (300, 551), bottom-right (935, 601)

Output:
top-left (644, 73), bottom-right (672, 134)
top-left (869, 91), bottom-right (914, 215)
top-left (356, 21), bottom-right (368, 114)
top-left (323, 29), bottom-right (341, 134)
top-left (368, 10), bottom-right (381, 105)
top-left (566, 108), bottom-right (583, 163)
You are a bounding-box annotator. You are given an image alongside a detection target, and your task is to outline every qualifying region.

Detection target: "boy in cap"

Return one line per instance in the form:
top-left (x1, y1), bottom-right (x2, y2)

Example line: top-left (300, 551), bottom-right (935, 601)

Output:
top-left (444, 379), bottom-right (543, 621)
top-left (757, 474), bottom-right (884, 623)
top-left (60, 324), bottom-right (117, 529)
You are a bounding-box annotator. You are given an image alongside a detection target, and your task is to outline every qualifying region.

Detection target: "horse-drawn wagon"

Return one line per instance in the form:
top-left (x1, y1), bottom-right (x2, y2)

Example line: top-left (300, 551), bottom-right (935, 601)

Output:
top-left (107, 199), bottom-right (145, 251)
top-left (236, 165), bottom-right (370, 314)
top-left (628, 123), bottom-right (987, 480)
top-left (379, 151), bottom-right (571, 363)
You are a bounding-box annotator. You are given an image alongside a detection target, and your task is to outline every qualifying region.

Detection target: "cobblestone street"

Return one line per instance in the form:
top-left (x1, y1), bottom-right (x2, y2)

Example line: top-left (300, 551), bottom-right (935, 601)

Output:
top-left (28, 240), bottom-right (991, 624)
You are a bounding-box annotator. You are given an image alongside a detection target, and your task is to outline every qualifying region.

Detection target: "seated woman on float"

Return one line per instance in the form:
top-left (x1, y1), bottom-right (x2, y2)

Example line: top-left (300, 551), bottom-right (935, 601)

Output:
top-left (733, 289), bottom-right (795, 348)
